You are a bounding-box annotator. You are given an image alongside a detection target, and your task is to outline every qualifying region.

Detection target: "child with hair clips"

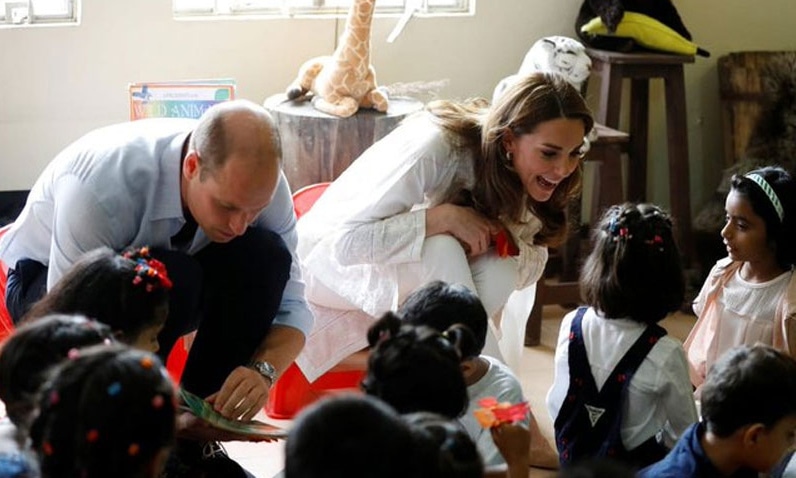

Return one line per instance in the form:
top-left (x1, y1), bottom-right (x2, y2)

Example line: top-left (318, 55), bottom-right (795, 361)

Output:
top-left (29, 344), bottom-right (177, 478)
top-left (400, 280), bottom-right (557, 471)
top-left (363, 312), bottom-right (531, 478)
top-left (0, 314), bottom-right (114, 477)
top-left (24, 246), bottom-right (173, 353)
top-left (684, 166), bottom-right (796, 392)
top-left (639, 344), bottom-right (796, 477)
top-left (284, 394), bottom-right (432, 478)
top-left (547, 203), bottom-right (697, 469)
top-left (403, 411), bottom-right (485, 478)
top-left (362, 312), bottom-right (474, 419)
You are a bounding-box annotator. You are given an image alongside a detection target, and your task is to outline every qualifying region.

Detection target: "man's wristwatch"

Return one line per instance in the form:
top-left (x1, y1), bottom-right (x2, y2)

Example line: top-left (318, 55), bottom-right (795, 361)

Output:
top-left (248, 360), bottom-right (278, 384)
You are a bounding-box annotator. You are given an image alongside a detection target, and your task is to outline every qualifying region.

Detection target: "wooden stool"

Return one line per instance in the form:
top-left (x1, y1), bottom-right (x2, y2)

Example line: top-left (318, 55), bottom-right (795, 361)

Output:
top-left (585, 48), bottom-right (695, 263)
top-left (524, 124), bottom-right (629, 346)
top-left (263, 94), bottom-right (424, 191)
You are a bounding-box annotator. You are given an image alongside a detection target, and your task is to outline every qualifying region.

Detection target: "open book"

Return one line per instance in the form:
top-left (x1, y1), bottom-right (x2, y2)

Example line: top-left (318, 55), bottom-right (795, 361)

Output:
top-left (179, 388), bottom-right (288, 440)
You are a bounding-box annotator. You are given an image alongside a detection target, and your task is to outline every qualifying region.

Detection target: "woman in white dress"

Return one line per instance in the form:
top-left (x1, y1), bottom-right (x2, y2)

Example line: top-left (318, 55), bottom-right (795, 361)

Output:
top-left (297, 72), bottom-right (593, 370)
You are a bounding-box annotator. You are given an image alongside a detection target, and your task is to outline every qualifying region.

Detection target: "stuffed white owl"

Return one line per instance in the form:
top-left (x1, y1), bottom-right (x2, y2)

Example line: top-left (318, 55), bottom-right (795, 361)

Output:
top-left (492, 36), bottom-right (592, 104)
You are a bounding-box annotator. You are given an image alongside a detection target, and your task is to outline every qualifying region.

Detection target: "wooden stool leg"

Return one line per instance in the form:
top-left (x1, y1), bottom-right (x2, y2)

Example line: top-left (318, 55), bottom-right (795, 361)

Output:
top-left (589, 142), bottom-right (624, 221)
top-left (596, 62), bottom-right (623, 128)
top-left (663, 66), bottom-right (694, 264)
top-left (628, 78), bottom-right (650, 202)
top-left (525, 282), bottom-right (544, 346)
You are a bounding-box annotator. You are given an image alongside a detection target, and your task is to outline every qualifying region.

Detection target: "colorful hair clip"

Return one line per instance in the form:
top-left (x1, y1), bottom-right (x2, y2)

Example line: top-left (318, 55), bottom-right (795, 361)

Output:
top-left (107, 382), bottom-right (122, 397)
top-left (377, 329), bottom-right (391, 344)
top-left (152, 395), bottom-right (164, 410)
top-left (128, 443), bottom-right (140, 457)
top-left (140, 356), bottom-right (154, 369)
top-left (125, 247), bottom-right (174, 292)
top-left (68, 348), bottom-right (80, 360)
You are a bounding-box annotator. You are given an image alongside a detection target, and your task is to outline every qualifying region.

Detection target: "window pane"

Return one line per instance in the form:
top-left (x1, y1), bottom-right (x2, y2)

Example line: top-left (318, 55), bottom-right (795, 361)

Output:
top-left (173, 0), bottom-right (214, 13)
top-left (32, 0), bottom-right (69, 15)
top-left (173, 0), bottom-right (470, 16)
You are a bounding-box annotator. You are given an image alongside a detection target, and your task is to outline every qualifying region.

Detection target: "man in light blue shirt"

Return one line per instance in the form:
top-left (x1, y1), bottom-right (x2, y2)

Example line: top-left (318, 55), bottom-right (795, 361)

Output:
top-left (0, 100), bottom-right (313, 428)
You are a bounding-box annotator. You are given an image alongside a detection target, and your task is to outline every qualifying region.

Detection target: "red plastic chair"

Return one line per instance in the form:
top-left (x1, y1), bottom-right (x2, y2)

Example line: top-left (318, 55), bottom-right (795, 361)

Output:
top-left (0, 224), bottom-right (14, 343)
top-left (264, 181), bottom-right (368, 419)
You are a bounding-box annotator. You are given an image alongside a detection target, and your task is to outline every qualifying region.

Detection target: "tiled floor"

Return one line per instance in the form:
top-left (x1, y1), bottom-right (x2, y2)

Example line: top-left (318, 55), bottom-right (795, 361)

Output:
top-left (227, 305), bottom-right (697, 478)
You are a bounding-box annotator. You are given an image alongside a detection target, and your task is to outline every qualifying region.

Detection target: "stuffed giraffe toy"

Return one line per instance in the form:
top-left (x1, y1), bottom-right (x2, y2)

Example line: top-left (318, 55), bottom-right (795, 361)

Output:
top-left (286, 0), bottom-right (389, 118)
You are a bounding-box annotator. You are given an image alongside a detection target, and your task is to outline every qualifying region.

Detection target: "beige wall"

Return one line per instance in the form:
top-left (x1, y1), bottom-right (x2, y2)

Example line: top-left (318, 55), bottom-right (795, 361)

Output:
top-left (1, 0), bottom-right (795, 215)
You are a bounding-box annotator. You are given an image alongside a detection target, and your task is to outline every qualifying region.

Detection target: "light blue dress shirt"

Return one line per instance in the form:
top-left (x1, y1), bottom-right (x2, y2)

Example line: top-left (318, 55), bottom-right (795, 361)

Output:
top-left (0, 118), bottom-right (314, 336)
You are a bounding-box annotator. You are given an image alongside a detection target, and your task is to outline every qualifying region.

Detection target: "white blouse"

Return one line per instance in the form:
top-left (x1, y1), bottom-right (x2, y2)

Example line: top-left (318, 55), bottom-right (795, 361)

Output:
top-left (296, 112), bottom-right (548, 316)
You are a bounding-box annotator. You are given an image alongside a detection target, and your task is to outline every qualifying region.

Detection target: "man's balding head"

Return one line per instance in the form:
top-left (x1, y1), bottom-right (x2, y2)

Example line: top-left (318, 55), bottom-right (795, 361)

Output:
top-left (191, 99), bottom-right (282, 180)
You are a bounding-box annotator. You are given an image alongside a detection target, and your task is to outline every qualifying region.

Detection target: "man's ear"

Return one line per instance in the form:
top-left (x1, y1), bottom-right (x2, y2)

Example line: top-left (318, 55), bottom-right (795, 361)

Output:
top-left (742, 423), bottom-right (766, 446)
top-left (183, 151), bottom-right (201, 180)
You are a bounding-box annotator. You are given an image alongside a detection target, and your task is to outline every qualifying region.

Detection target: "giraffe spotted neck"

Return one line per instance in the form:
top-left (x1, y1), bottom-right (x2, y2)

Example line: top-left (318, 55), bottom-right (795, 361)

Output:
top-left (333, 0), bottom-right (375, 77)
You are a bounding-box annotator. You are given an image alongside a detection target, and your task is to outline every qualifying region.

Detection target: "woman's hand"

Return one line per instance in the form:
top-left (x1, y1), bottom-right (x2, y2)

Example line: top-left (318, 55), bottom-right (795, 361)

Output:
top-left (426, 204), bottom-right (501, 257)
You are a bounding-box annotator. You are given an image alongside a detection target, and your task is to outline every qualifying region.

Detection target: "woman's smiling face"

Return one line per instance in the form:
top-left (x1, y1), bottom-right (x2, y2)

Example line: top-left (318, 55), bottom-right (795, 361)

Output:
top-left (504, 117), bottom-right (585, 203)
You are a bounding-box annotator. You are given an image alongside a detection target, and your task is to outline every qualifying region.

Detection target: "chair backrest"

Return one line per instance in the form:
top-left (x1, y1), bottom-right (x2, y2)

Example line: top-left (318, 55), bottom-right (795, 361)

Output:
top-left (0, 224), bottom-right (15, 341)
top-left (292, 182), bottom-right (331, 219)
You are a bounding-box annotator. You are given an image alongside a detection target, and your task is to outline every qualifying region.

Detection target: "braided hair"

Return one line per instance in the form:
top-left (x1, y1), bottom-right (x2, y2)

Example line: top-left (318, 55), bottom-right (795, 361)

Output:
top-left (29, 345), bottom-right (176, 478)
top-left (0, 314), bottom-right (114, 431)
top-left (362, 312), bottom-right (477, 419)
top-left (25, 246), bottom-right (172, 348)
top-left (580, 203), bottom-right (685, 324)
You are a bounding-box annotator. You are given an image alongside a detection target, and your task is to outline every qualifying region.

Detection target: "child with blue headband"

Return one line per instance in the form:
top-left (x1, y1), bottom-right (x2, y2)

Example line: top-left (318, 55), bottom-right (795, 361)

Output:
top-left (685, 165), bottom-right (796, 394)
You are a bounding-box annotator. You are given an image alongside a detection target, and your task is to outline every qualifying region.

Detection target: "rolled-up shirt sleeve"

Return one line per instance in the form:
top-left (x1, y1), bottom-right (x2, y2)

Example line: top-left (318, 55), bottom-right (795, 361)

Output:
top-left (506, 213), bottom-right (549, 289)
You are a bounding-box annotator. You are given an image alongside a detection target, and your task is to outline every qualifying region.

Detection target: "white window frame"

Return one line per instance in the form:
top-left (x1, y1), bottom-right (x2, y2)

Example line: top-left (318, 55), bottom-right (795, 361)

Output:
top-left (0, 0), bottom-right (77, 26)
top-left (173, 0), bottom-right (472, 19)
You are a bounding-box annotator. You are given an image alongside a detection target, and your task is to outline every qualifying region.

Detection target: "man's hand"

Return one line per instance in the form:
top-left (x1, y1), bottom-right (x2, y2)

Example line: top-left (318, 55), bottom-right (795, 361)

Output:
top-left (209, 366), bottom-right (271, 421)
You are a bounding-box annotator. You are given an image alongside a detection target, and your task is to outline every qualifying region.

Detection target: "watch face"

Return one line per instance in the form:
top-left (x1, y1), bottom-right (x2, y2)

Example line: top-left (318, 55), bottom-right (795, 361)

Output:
top-left (252, 361), bottom-right (276, 381)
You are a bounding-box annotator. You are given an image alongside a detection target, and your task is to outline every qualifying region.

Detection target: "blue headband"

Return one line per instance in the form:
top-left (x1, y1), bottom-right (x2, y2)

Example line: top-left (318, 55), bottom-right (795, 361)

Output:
top-left (745, 173), bottom-right (784, 222)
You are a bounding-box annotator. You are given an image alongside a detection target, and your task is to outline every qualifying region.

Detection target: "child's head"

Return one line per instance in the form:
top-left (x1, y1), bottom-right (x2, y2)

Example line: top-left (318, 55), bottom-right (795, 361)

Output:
top-left (399, 280), bottom-right (487, 356)
top-left (403, 411), bottom-right (483, 478)
top-left (701, 344), bottom-right (796, 472)
top-left (580, 202), bottom-right (685, 324)
top-left (726, 166), bottom-right (796, 269)
top-left (25, 246), bottom-right (172, 352)
top-left (285, 394), bottom-right (426, 478)
top-left (362, 312), bottom-right (475, 419)
top-left (29, 344), bottom-right (177, 478)
top-left (0, 314), bottom-right (114, 431)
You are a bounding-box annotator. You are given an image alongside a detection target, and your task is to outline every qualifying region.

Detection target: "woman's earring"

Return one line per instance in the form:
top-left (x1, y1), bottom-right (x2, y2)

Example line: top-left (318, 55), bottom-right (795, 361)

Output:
top-left (504, 151), bottom-right (516, 172)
